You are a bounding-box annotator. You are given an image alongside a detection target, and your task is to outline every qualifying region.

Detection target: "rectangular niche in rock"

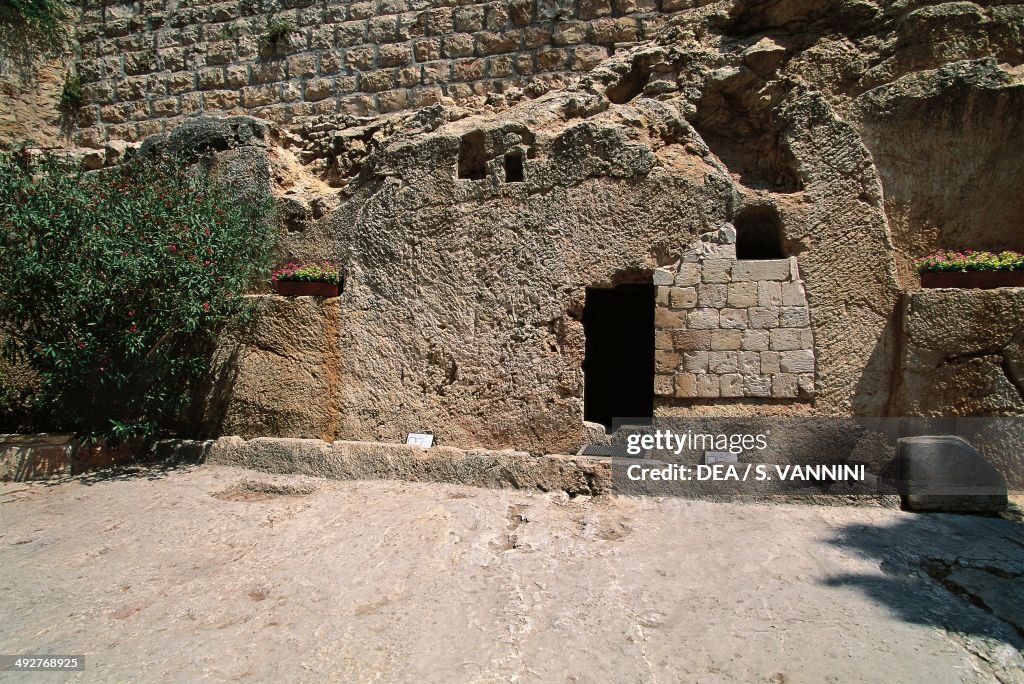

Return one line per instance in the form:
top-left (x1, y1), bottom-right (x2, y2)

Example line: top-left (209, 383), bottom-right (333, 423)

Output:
top-left (504, 152), bottom-right (524, 182)
top-left (457, 130), bottom-right (487, 180)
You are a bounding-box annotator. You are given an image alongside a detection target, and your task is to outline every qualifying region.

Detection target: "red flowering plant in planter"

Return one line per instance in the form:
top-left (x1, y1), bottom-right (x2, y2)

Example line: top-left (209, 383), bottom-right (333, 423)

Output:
top-left (915, 250), bottom-right (1024, 289)
top-left (270, 262), bottom-right (343, 297)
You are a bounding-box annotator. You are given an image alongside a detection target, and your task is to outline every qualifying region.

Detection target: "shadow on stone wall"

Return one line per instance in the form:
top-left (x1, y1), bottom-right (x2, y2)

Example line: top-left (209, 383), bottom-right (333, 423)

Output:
top-left (0, 10), bottom-right (73, 148)
top-left (188, 336), bottom-right (245, 439)
top-left (851, 302), bottom-right (904, 417)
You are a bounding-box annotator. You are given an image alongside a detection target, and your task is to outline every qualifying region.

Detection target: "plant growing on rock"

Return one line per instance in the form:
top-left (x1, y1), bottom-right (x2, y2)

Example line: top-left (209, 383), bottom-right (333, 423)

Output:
top-left (0, 145), bottom-right (275, 441)
top-left (58, 72), bottom-right (81, 112)
top-left (0, 0), bottom-right (70, 38)
top-left (0, 0), bottom-right (72, 74)
top-left (260, 15), bottom-right (295, 51)
top-left (217, 24), bottom-right (239, 41)
top-left (915, 250), bottom-right (1024, 273)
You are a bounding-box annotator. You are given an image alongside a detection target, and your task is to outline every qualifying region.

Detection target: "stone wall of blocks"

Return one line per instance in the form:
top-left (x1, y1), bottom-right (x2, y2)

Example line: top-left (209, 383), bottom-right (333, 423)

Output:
top-left (68, 0), bottom-right (681, 148)
top-left (653, 256), bottom-right (815, 401)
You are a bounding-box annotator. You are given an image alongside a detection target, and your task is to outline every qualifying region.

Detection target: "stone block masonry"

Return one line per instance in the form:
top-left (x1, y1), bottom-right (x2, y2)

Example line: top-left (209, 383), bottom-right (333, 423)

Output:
top-left (654, 257), bottom-right (816, 401)
top-left (70, 0), bottom-right (682, 147)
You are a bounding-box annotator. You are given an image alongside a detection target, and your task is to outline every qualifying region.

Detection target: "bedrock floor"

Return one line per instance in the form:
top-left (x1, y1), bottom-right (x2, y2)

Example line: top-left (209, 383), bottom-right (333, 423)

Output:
top-left (1, 466), bottom-right (1022, 683)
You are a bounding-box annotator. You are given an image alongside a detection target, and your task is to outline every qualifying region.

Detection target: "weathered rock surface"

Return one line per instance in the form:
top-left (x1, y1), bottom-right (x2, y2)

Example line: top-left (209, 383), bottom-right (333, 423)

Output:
top-left (297, 52), bottom-right (904, 450)
top-left (856, 59), bottom-right (1024, 262)
top-left (4, 0), bottom-right (1024, 456)
top-left (899, 288), bottom-right (1024, 417)
top-left (0, 434), bottom-right (77, 481)
top-left (178, 0), bottom-right (1024, 452)
top-left (0, 434), bottom-right (140, 481)
top-left (199, 295), bottom-right (343, 441)
top-left (321, 95), bottom-right (736, 452)
top-left (0, 55), bottom-right (69, 148)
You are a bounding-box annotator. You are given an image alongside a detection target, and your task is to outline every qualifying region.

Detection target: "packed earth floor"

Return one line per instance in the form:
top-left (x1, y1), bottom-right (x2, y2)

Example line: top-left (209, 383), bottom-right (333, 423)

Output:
top-left (1, 465), bottom-right (1022, 683)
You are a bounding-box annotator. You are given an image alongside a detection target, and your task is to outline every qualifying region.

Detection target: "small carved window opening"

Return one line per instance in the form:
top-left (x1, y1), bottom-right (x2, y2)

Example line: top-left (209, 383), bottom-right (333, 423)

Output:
top-left (504, 152), bottom-right (524, 182)
top-left (457, 130), bottom-right (487, 180)
top-left (735, 205), bottom-right (785, 260)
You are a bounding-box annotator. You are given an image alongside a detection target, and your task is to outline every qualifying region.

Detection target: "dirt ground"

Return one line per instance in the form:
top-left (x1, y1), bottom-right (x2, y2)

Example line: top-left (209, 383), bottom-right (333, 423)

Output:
top-left (0, 464), bottom-right (1022, 683)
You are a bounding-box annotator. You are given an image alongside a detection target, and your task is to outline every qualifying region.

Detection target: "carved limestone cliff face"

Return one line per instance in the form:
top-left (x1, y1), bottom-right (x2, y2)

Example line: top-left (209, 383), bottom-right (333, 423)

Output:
top-left (5, 0), bottom-right (1023, 453)
top-left (181, 1), bottom-right (1024, 452)
top-left (191, 75), bottom-right (893, 450)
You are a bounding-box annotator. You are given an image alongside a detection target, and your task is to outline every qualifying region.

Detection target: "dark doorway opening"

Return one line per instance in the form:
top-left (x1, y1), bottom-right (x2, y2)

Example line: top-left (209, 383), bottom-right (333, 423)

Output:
top-left (458, 130), bottom-right (487, 180)
top-left (583, 282), bottom-right (655, 430)
top-left (735, 205), bottom-right (785, 259)
top-left (504, 152), bottom-right (524, 182)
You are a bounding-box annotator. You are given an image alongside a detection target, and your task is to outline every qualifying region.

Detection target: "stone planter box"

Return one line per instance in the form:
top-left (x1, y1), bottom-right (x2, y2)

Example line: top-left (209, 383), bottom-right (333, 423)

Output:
top-left (920, 270), bottom-right (1024, 289)
top-left (272, 280), bottom-right (341, 297)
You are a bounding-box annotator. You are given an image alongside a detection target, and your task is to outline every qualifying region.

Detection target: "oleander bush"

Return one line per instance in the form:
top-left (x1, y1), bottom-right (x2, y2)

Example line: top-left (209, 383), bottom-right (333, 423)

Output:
top-left (0, 145), bottom-right (275, 440)
top-left (915, 250), bottom-right (1024, 273)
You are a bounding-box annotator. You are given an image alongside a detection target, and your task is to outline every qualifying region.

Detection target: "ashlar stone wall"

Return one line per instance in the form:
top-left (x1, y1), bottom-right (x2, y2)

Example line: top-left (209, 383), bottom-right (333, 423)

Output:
top-left (653, 251), bottom-right (815, 402)
top-left (70, 0), bottom-right (679, 147)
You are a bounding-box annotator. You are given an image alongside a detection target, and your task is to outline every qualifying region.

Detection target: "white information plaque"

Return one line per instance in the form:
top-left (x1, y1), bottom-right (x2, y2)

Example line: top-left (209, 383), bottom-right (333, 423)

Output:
top-left (406, 432), bottom-right (434, 448)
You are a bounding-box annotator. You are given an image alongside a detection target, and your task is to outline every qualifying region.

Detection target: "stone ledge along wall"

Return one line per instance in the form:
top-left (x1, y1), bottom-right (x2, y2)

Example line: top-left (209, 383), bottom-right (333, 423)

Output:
top-left (68, 0), bottom-right (680, 148)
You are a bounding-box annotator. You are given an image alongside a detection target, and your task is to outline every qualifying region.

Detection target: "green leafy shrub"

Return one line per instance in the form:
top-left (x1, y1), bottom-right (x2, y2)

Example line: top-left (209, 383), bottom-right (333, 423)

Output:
top-left (271, 262), bottom-right (341, 283)
top-left (58, 72), bottom-right (81, 112)
top-left (0, 0), bottom-right (69, 30)
top-left (261, 15), bottom-right (295, 49)
top-left (0, 146), bottom-right (275, 440)
top-left (915, 250), bottom-right (1024, 274)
